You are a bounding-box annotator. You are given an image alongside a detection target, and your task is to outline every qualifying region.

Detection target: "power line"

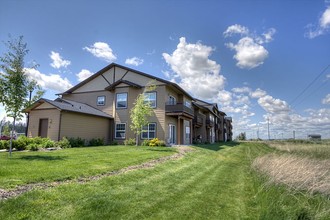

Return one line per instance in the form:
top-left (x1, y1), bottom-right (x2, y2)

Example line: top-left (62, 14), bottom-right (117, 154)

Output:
top-left (289, 64), bottom-right (330, 106)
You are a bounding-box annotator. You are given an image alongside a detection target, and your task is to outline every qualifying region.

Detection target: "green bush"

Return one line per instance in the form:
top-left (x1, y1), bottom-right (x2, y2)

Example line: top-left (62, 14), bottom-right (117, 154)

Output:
top-left (68, 137), bottom-right (86, 148)
top-left (27, 143), bottom-right (43, 151)
top-left (42, 139), bottom-right (55, 148)
top-left (12, 139), bottom-right (27, 151)
top-left (0, 140), bottom-right (8, 150)
top-left (141, 139), bottom-right (150, 146)
top-left (56, 137), bottom-right (71, 149)
top-left (124, 138), bottom-right (136, 146)
top-left (88, 138), bottom-right (104, 146)
top-left (110, 140), bottom-right (118, 145)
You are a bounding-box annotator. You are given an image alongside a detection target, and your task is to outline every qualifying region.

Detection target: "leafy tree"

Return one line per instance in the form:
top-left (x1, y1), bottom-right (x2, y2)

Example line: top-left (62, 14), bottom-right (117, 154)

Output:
top-left (237, 132), bottom-right (246, 141)
top-left (130, 81), bottom-right (156, 146)
top-left (0, 36), bottom-right (44, 156)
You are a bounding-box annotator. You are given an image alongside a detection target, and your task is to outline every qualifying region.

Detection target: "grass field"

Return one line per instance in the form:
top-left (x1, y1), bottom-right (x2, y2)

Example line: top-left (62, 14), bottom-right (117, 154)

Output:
top-left (0, 146), bottom-right (176, 189)
top-left (0, 142), bottom-right (329, 219)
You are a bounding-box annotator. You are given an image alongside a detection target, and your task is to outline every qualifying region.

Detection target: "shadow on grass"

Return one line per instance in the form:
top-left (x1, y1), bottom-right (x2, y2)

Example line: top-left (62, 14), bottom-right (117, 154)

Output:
top-left (19, 155), bottom-right (67, 161)
top-left (193, 141), bottom-right (240, 151)
top-left (147, 148), bottom-right (176, 153)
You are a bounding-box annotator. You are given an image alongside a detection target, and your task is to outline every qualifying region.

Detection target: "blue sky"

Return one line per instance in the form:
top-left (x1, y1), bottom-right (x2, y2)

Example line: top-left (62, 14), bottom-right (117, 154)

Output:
top-left (1, 0), bottom-right (330, 139)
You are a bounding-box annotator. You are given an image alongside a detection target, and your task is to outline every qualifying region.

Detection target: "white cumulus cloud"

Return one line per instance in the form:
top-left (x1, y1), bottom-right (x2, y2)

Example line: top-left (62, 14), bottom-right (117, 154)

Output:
top-left (163, 37), bottom-right (225, 99)
top-left (125, 57), bottom-right (144, 66)
top-left (224, 24), bottom-right (275, 69)
top-left (223, 24), bottom-right (249, 37)
top-left (306, 6), bottom-right (330, 39)
top-left (50, 51), bottom-right (71, 69)
top-left (83, 42), bottom-right (117, 62)
top-left (25, 68), bottom-right (72, 92)
top-left (76, 69), bottom-right (93, 82)
top-left (258, 95), bottom-right (290, 114)
top-left (322, 94), bottom-right (330, 104)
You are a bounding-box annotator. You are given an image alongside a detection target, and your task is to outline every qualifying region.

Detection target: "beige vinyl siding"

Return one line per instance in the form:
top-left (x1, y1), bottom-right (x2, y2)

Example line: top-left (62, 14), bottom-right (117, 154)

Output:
top-left (121, 70), bottom-right (164, 87)
top-left (102, 68), bottom-right (115, 84)
top-left (63, 91), bottom-right (114, 116)
top-left (28, 108), bottom-right (61, 141)
top-left (75, 75), bottom-right (110, 93)
top-left (60, 112), bottom-right (110, 142)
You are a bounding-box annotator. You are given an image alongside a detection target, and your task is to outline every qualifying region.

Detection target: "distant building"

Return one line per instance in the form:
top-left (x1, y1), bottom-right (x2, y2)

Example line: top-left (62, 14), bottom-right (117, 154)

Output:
top-left (307, 134), bottom-right (321, 140)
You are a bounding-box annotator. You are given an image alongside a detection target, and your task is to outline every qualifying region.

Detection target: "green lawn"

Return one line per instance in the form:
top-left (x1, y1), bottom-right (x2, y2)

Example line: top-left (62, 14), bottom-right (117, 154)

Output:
top-left (0, 145), bottom-right (176, 189)
top-left (0, 142), bottom-right (329, 219)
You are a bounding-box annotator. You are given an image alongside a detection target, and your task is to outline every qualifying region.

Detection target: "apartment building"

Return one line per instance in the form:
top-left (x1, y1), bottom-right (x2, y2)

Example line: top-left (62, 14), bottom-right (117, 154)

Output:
top-left (25, 63), bottom-right (232, 145)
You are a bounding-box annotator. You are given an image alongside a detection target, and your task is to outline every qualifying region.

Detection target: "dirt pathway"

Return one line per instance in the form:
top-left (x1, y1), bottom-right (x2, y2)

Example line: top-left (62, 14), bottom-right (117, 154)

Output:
top-left (0, 146), bottom-right (194, 201)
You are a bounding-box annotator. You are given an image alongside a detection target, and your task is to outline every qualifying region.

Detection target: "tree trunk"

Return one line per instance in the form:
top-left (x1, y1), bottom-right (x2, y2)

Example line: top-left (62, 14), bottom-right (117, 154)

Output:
top-left (135, 133), bottom-right (139, 146)
top-left (9, 117), bottom-right (16, 157)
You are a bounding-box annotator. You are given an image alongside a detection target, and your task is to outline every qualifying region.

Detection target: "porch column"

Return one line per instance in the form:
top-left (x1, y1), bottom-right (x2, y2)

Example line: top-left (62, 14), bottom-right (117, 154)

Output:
top-left (178, 116), bottom-right (181, 145)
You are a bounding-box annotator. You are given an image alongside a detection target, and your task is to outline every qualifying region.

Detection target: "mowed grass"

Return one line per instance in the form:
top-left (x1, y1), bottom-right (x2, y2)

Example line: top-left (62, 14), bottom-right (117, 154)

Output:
top-left (1, 142), bottom-right (330, 219)
top-left (0, 146), bottom-right (176, 189)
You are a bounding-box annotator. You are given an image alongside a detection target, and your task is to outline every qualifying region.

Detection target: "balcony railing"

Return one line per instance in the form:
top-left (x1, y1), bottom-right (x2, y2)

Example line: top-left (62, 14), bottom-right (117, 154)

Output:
top-left (193, 114), bottom-right (203, 126)
top-left (206, 119), bottom-right (214, 127)
top-left (165, 102), bottom-right (194, 116)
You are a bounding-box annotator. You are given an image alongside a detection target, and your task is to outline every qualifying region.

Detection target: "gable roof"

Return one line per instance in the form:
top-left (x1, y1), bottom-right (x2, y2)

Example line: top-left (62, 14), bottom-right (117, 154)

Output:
top-left (25, 98), bottom-right (113, 119)
top-left (194, 99), bottom-right (226, 116)
top-left (105, 79), bottom-right (143, 91)
top-left (59, 63), bottom-right (194, 100)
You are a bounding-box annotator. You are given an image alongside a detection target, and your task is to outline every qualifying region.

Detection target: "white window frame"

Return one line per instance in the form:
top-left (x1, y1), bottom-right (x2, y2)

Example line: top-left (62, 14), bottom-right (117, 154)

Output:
top-left (97, 96), bottom-right (105, 106)
top-left (115, 123), bottom-right (126, 139)
top-left (168, 95), bottom-right (176, 105)
top-left (184, 100), bottom-right (191, 108)
top-left (141, 123), bottom-right (156, 139)
top-left (144, 92), bottom-right (157, 108)
top-left (116, 93), bottom-right (128, 109)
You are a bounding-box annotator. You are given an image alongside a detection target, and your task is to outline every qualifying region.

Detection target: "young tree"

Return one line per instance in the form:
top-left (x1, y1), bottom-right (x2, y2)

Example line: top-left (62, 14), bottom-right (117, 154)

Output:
top-left (130, 82), bottom-right (156, 146)
top-left (0, 36), bottom-right (44, 157)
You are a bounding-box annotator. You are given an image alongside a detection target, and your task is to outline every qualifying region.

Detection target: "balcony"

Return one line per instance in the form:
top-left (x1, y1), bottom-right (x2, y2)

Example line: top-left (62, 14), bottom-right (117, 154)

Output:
top-left (193, 114), bottom-right (203, 127)
top-left (206, 119), bottom-right (214, 127)
top-left (165, 102), bottom-right (194, 118)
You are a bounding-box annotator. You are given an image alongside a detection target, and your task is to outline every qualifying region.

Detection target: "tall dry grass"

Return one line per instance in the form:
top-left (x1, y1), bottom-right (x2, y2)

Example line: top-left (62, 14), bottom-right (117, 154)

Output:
top-left (253, 141), bottom-right (330, 197)
top-left (267, 141), bottom-right (330, 159)
top-left (252, 154), bottom-right (330, 196)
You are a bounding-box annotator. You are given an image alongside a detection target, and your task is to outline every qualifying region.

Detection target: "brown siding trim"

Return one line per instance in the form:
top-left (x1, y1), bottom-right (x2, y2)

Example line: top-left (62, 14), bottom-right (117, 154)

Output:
top-left (101, 74), bottom-right (111, 86)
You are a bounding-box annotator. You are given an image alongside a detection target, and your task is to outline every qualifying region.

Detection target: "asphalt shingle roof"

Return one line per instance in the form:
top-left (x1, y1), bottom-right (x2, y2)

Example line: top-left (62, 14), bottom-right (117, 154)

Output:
top-left (33, 98), bottom-right (113, 118)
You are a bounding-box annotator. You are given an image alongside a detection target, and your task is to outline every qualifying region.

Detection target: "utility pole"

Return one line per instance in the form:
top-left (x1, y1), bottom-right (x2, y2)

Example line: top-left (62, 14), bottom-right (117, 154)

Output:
top-left (293, 130), bottom-right (295, 139)
top-left (267, 117), bottom-right (270, 140)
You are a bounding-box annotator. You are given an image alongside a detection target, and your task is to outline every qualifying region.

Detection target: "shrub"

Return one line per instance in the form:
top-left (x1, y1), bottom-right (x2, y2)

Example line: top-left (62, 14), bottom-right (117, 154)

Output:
top-left (68, 137), bottom-right (86, 148)
top-left (12, 139), bottom-right (27, 151)
top-left (141, 139), bottom-right (150, 146)
top-left (148, 138), bottom-right (166, 147)
top-left (0, 140), bottom-right (8, 150)
top-left (110, 140), bottom-right (118, 145)
top-left (124, 138), bottom-right (136, 146)
top-left (56, 137), bottom-right (71, 149)
top-left (42, 138), bottom-right (55, 148)
top-left (28, 143), bottom-right (43, 151)
top-left (89, 138), bottom-right (104, 146)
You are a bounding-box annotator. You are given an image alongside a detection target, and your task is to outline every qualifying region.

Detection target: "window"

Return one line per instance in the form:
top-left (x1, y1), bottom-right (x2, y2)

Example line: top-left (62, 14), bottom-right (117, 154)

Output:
top-left (97, 96), bottom-right (105, 106)
top-left (168, 95), bottom-right (176, 105)
top-left (116, 93), bottom-right (127, 109)
top-left (141, 123), bottom-right (156, 139)
top-left (115, 123), bottom-right (126, 139)
top-left (184, 100), bottom-right (191, 108)
top-left (144, 92), bottom-right (156, 108)
top-left (210, 115), bottom-right (214, 122)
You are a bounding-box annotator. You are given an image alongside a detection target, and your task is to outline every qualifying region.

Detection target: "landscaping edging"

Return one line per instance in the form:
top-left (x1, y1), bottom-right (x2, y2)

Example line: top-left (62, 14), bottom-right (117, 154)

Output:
top-left (0, 146), bottom-right (194, 200)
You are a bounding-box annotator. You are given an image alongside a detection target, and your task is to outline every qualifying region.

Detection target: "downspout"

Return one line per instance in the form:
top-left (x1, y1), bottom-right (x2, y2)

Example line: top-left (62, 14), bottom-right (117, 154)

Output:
top-left (58, 111), bottom-right (62, 141)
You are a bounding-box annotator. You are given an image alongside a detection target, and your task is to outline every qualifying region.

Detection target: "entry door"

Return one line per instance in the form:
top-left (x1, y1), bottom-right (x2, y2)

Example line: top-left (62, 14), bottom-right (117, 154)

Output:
top-left (169, 124), bottom-right (176, 144)
top-left (39, 119), bottom-right (48, 138)
top-left (184, 126), bottom-right (190, 145)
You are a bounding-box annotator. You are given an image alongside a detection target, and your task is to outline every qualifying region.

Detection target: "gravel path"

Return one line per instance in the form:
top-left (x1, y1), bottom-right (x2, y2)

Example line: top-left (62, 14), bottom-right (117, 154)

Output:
top-left (0, 146), bottom-right (194, 201)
